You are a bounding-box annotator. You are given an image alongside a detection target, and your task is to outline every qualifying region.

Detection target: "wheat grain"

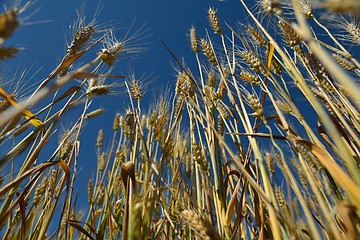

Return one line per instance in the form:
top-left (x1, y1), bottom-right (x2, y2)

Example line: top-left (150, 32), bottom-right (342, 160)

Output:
top-left (181, 209), bottom-right (221, 240)
top-left (308, 53), bottom-right (335, 93)
top-left (100, 22), bottom-right (149, 66)
top-left (239, 71), bottom-right (261, 85)
top-left (271, 56), bottom-right (282, 75)
top-left (48, 169), bottom-right (58, 197)
top-left (113, 199), bottom-right (122, 221)
top-left (217, 115), bottom-right (224, 136)
top-left (97, 184), bottom-right (105, 206)
top-left (96, 129), bottom-right (104, 148)
top-left (279, 20), bottom-right (302, 48)
top-left (207, 70), bottom-right (217, 89)
top-left (68, 25), bottom-right (95, 55)
top-left (241, 50), bottom-right (263, 73)
top-left (201, 38), bottom-right (217, 65)
top-left (261, 0), bottom-right (283, 15)
top-left (265, 152), bottom-right (275, 177)
top-left (113, 113), bottom-right (120, 131)
top-left (298, 0), bottom-right (313, 18)
top-left (276, 100), bottom-right (292, 113)
top-left (275, 188), bottom-right (287, 209)
top-left (291, 159), bottom-right (308, 188)
top-left (33, 176), bottom-right (48, 206)
top-left (345, 21), bottom-right (360, 45)
top-left (247, 26), bottom-right (267, 47)
top-left (203, 86), bottom-right (215, 111)
top-left (0, 46), bottom-right (19, 60)
top-left (216, 78), bottom-right (227, 99)
top-left (208, 7), bottom-right (222, 34)
top-left (176, 71), bottom-right (195, 98)
top-left (58, 133), bottom-right (72, 160)
top-left (216, 102), bottom-right (229, 118)
top-left (131, 79), bottom-right (143, 101)
top-left (88, 180), bottom-right (93, 204)
top-left (332, 53), bottom-right (356, 70)
top-left (86, 85), bottom-right (110, 97)
top-left (192, 143), bottom-right (209, 172)
top-left (190, 26), bottom-right (199, 53)
top-left (98, 152), bottom-right (106, 171)
top-left (85, 108), bottom-right (105, 119)
top-left (247, 93), bottom-right (264, 117)
top-left (0, 93), bottom-right (15, 111)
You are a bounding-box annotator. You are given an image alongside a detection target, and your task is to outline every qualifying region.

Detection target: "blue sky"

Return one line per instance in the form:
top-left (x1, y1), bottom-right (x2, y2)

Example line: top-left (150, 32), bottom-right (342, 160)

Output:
top-left (7, 0), bottom-right (243, 109)
top-left (10, 0), bottom-right (242, 82)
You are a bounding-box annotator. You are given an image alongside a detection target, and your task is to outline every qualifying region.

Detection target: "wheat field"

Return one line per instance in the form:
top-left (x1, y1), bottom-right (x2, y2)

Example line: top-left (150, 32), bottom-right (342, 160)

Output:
top-left (0, 0), bottom-right (360, 239)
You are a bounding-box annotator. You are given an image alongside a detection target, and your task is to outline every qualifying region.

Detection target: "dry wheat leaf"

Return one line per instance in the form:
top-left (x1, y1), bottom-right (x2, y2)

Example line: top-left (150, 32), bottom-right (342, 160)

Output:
top-left (15, 191), bottom-right (27, 240)
top-left (121, 161), bottom-right (135, 189)
top-left (69, 220), bottom-right (95, 240)
top-left (0, 161), bottom-right (57, 196)
top-left (59, 159), bottom-right (70, 186)
top-left (0, 87), bottom-right (43, 127)
top-left (298, 139), bottom-right (360, 208)
top-left (267, 43), bottom-right (275, 71)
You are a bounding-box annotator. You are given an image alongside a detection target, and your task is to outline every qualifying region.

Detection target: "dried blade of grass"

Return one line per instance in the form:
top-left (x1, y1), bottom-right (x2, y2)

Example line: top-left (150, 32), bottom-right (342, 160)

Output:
top-left (0, 178), bottom-right (36, 230)
top-left (0, 129), bottom-right (37, 168)
top-left (295, 147), bottom-right (344, 238)
top-left (0, 161), bottom-right (57, 198)
top-left (0, 87), bottom-right (43, 127)
top-left (58, 159), bottom-right (70, 186)
top-left (298, 139), bottom-right (360, 210)
top-left (335, 200), bottom-right (359, 240)
top-left (0, 126), bottom-right (53, 210)
top-left (267, 43), bottom-right (275, 71)
top-left (48, 51), bottom-right (86, 80)
top-left (69, 220), bottom-right (95, 240)
top-left (52, 86), bottom-right (82, 105)
top-left (121, 161), bottom-right (136, 190)
top-left (16, 191), bottom-right (27, 240)
top-left (0, 124), bottom-right (55, 230)
top-left (0, 162), bottom-right (56, 228)
top-left (71, 72), bottom-right (126, 79)
top-left (225, 176), bottom-right (242, 227)
top-left (160, 204), bottom-right (182, 239)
